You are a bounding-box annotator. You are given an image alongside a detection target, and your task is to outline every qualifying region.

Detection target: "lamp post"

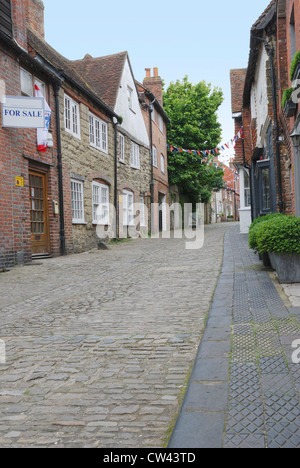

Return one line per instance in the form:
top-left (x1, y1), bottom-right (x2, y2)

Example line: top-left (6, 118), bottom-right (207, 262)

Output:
top-left (290, 123), bottom-right (300, 217)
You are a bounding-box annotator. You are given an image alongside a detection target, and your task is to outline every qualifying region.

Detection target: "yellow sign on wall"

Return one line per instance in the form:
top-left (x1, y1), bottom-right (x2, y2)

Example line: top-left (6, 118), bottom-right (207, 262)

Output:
top-left (15, 177), bottom-right (24, 187)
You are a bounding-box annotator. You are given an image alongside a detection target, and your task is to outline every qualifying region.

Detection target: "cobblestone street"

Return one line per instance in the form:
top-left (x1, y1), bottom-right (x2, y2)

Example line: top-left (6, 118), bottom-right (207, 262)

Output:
top-left (0, 224), bottom-right (229, 448)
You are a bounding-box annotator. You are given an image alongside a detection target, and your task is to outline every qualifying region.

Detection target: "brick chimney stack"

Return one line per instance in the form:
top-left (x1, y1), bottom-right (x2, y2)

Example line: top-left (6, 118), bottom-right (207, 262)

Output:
top-left (26, 0), bottom-right (45, 38)
top-left (143, 68), bottom-right (163, 106)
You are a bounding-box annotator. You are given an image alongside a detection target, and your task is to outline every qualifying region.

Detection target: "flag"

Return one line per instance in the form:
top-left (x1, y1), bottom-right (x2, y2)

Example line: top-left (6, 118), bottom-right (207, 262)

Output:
top-left (35, 85), bottom-right (51, 152)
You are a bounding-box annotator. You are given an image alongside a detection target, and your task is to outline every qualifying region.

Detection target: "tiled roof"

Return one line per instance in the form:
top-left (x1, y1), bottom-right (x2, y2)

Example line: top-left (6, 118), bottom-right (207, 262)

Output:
top-left (27, 28), bottom-right (116, 117)
top-left (230, 69), bottom-right (247, 114)
top-left (71, 52), bottom-right (128, 109)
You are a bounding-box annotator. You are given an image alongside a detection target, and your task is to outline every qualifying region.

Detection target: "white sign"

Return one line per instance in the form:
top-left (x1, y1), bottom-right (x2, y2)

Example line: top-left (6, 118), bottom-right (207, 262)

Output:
top-left (1, 96), bottom-right (45, 129)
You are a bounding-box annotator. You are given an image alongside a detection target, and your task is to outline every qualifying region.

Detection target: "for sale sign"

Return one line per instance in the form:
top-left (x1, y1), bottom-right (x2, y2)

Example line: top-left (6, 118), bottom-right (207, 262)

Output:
top-left (1, 96), bottom-right (45, 128)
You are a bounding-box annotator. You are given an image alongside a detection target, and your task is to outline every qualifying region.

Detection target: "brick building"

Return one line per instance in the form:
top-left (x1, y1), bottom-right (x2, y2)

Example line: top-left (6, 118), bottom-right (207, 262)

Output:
top-left (0, 0), bottom-right (62, 268)
top-left (137, 69), bottom-right (170, 233)
top-left (231, 0), bottom-right (298, 234)
top-left (0, 0), bottom-right (169, 270)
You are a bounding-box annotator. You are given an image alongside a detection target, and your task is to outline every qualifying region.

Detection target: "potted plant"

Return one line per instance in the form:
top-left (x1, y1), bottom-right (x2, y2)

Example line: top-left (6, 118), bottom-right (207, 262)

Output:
top-left (290, 51), bottom-right (300, 82)
top-left (256, 215), bottom-right (300, 283)
top-left (282, 87), bottom-right (297, 118)
top-left (249, 213), bottom-right (284, 268)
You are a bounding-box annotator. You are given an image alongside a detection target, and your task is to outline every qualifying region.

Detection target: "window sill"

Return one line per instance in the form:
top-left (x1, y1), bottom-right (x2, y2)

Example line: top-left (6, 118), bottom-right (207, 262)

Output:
top-left (130, 166), bottom-right (141, 170)
top-left (119, 160), bottom-right (126, 165)
top-left (72, 221), bottom-right (87, 225)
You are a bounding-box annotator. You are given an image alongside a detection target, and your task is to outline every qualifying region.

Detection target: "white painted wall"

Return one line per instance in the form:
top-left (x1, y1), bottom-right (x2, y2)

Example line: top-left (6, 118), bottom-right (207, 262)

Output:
top-left (251, 46), bottom-right (269, 148)
top-left (114, 57), bottom-right (149, 147)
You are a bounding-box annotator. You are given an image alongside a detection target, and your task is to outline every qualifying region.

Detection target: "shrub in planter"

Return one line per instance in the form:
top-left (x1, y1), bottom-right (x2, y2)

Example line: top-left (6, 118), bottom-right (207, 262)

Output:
top-left (256, 215), bottom-right (300, 283)
top-left (248, 213), bottom-right (284, 253)
top-left (282, 87), bottom-right (294, 109)
top-left (290, 51), bottom-right (300, 80)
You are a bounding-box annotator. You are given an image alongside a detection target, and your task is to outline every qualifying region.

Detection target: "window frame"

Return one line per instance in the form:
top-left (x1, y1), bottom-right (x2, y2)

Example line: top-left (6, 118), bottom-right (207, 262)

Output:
top-left (152, 146), bottom-right (158, 168)
top-left (92, 181), bottom-right (110, 225)
top-left (123, 190), bottom-right (135, 226)
top-left (64, 94), bottom-right (81, 139)
top-left (71, 179), bottom-right (85, 224)
top-left (89, 112), bottom-right (108, 154)
top-left (130, 141), bottom-right (140, 170)
top-left (161, 153), bottom-right (165, 174)
top-left (119, 133), bottom-right (125, 163)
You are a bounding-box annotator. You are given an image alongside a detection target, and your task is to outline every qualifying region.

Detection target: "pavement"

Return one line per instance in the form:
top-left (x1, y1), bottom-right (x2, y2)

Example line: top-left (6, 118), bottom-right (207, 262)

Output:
top-left (169, 226), bottom-right (300, 449)
top-left (0, 223), bottom-right (229, 448)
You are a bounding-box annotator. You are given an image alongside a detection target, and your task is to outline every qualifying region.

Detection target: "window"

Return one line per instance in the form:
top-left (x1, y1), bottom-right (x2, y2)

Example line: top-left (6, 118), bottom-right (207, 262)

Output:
top-left (152, 146), bottom-right (157, 167)
top-left (151, 108), bottom-right (155, 122)
top-left (64, 94), bottom-right (80, 138)
top-left (140, 196), bottom-right (146, 227)
top-left (161, 154), bottom-right (165, 174)
top-left (158, 114), bottom-right (164, 133)
top-left (20, 68), bottom-right (33, 96)
top-left (89, 112), bottom-right (108, 153)
top-left (262, 168), bottom-right (271, 211)
top-left (71, 180), bottom-right (85, 223)
top-left (119, 133), bottom-right (125, 163)
top-left (244, 171), bottom-right (251, 207)
top-left (123, 190), bottom-right (134, 226)
top-left (127, 86), bottom-right (133, 110)
top-left (130, 142), bottom-right (140, 169)
top-left (20, 69), bottom-right (46, 98)
top-left (92, 182), bottom-right (110, 225)
top-left (35, 78), bottom-right (45, 97)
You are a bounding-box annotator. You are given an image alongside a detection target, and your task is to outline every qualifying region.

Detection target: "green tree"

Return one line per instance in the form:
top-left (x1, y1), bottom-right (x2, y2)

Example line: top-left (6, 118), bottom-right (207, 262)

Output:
top-left (163, 76), bottom-right (225, 205)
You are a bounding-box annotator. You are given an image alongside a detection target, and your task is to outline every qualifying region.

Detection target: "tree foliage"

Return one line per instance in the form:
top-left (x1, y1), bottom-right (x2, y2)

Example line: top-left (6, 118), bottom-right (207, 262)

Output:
top-left (163, 76), bottom-right (225, 204)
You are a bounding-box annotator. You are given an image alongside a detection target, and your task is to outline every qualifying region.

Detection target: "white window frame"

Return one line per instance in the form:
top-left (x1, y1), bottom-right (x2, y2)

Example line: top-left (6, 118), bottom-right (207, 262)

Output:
top-left (140, 196), bottom-right (146, 227)
top-left (20, 68), bottom-right (33, 96)
top-left (71, 179), bottom-right (85, 224)
top-left (89, 112), bottom-right (108, 153)
top-left (123, 190), bottom-right (135, 226)
top-left (119, 133), bottom-right (125, 163)
top-left (64, 94), bottom-right (81, 139)
top-left (127, 86), bottom-right (133, 110)
top-left (92, 182), bottom-right (110, 225)
top-left (152, 146), bottom-right (158, 167)
top-left (161, 154), bottom-right (165, 174)
top-left (158, 114), bottom-right (164, 133)
top-left (130, 142), bottom-right (140, 169)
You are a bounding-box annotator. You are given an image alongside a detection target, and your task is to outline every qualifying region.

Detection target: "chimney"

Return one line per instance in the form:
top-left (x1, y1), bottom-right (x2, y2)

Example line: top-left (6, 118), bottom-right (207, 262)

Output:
top-left (11, 0), bottom-right (28, 49)
top-left (26, 0), bottom-right (45, 39)
top-left (143, 68), bottom-right (163, 106)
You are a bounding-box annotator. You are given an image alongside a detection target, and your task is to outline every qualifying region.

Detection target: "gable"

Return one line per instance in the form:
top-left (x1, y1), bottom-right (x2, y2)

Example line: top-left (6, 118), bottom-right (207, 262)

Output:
top-left (115, 57), bottom-right (149, 147)
top-left (0, 0), bottom-right (13, 38)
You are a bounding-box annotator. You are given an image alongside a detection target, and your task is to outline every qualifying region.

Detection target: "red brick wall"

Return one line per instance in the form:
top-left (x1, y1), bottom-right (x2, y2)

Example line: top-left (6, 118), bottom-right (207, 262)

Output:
top-left (0, 44), bottom-right (61, 269)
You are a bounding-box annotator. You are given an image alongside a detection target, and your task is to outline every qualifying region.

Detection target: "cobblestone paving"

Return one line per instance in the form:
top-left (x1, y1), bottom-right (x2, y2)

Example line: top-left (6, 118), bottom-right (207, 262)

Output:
top-left (0, 224), bottom-right (229, 448)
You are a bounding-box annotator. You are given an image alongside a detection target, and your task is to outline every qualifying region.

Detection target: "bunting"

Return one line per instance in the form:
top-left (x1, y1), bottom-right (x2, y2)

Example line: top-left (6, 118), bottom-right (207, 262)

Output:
top-left (167, 126), bottom-right (244, 168)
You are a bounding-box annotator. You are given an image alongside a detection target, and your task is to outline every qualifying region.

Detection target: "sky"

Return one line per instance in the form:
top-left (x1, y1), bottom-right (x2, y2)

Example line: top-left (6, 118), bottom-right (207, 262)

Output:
top-left (42, 0), bottom-right (271, 163)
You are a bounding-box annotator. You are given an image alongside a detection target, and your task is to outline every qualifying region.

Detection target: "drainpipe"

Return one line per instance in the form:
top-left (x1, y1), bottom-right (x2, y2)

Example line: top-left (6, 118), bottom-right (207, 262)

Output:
top-left (113, 117), bottom-right (119, 240)
top-left (54, 82), bottom-right (66, 256)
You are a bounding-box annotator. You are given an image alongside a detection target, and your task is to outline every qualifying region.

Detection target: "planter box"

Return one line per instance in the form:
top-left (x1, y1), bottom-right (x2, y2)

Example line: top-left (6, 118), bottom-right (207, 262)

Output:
top-left (269, 252), bottom-right (300, 283)
top-left (284, 99), bottom-right (297, 118)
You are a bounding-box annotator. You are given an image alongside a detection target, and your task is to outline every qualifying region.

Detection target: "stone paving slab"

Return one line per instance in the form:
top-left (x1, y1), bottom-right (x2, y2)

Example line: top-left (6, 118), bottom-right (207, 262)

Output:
top-left (169, 226), bottom-right (300, 449)
top-left (0, 224), bottom-right (230, 448)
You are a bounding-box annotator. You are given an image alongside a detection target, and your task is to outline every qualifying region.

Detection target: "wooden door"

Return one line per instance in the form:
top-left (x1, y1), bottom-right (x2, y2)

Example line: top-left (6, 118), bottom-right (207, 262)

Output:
top-left (29, 170), bottom-right (50, 255)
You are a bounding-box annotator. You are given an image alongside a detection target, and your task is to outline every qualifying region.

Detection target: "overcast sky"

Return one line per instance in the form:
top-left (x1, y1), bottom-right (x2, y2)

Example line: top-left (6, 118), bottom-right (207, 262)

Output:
top-left (42, 0), bottom-right (271, 161)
